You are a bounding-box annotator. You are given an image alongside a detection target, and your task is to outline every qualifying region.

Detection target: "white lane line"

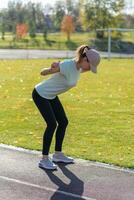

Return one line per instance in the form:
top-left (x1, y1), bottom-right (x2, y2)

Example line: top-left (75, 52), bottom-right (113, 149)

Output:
top-left (0, 175), bottom-right (96, 200)
top-left (0, 144), bottom-right (40, 155)
top-left (0, 143), bottom-right (134, 174)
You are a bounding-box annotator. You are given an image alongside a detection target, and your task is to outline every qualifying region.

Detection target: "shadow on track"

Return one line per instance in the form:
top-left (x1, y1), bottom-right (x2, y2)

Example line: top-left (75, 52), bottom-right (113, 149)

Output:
top-left (42, 163), bottom-right (85, 200)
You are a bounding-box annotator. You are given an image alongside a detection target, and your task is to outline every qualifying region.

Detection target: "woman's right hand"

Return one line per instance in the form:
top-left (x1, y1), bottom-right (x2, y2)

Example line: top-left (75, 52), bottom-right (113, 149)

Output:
top-left (51, 61), bottom-right (60, 69)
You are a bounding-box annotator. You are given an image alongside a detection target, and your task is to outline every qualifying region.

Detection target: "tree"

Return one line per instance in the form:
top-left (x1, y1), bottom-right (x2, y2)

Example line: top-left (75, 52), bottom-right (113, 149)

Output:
top-left (66, 0), bottom-right (74, 15)
top-left (6, 1), bottom-right (27, 40)
top-left (61, 15), bottom-right (75, 40)
top-left (6, 1), bottom-right (17, 38)
top-left (66, 0), bottom-right (82, 32)
top-left (16, 23), bottom-right (28, 39)
top-left (35, 3), bottom-right (44, 33)
top-left (42, 14), bottom-right (52, 41)
top-left (123, 14), bottom-right (134, 28)
top-left (0, 11), bottom-right (6, 40)
top-left (79, 0), bottom-right (125, 38)
top-left (52, 1), bottom-right (65, 31)
top-left (27, 3), bottom-right (37, 39)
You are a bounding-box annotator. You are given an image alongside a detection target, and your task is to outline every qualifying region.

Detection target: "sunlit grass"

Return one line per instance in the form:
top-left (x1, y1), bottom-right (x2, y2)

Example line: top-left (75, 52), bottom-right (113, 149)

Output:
top-left (0, 32), bottom-right (92, 49)
top-left (0, 58), bottom-right (134, 168)
top-left (122, 32), bottom-right (134, 42)
top-left (0, 32), bottom-right (133, 50)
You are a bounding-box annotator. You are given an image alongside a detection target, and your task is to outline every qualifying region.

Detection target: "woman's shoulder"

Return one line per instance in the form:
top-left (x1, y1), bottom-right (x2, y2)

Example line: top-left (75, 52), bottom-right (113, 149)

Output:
top-left (59, 58), bottom-right (76, 74)
top-left (60, 58), bottom-right (75, 66)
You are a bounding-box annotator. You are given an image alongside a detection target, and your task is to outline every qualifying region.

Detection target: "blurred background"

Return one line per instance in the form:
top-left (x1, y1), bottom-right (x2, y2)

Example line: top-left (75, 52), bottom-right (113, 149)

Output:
top-left (0, 0), bottom-right (134, 55)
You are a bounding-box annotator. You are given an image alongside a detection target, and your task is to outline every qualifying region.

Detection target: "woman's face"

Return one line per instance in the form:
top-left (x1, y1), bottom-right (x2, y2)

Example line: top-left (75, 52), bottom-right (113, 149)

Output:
top-left (80, 57), bottom-right (91, 72)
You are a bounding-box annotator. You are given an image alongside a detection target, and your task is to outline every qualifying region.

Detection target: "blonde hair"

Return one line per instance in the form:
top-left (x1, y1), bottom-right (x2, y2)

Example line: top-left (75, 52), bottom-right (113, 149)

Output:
top-left (75, 45), bottom-right (91, 63)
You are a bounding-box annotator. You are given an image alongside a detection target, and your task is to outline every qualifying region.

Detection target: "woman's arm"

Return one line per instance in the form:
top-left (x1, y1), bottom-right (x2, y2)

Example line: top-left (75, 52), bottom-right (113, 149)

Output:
top-left (40, 62), bottom-right (60, 76)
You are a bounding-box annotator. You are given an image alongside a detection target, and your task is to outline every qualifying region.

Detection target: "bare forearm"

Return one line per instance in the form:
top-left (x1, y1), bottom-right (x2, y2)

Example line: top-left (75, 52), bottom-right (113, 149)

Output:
top-left (40, 68), bottom-right (53, 76)
top-left (40, 62), bottom-right (60, 76)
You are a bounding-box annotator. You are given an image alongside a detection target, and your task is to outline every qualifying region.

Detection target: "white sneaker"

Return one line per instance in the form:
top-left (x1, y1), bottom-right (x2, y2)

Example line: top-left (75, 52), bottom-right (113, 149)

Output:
top-left (52, 152), bottom-right (74, 163)
top-left (39, 158), bottom-right (57, 170)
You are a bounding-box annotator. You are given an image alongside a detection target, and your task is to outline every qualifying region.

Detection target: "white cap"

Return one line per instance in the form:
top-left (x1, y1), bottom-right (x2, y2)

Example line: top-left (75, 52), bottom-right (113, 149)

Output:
top-left (85, 49), bottom-right (101, 73)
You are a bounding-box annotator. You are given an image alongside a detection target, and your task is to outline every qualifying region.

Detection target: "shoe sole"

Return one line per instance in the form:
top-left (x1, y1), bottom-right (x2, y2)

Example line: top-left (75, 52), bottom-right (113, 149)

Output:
top-left (52, 158), bottom-right (74, 164)
top-left (38, 163), bottom-right (57, 170)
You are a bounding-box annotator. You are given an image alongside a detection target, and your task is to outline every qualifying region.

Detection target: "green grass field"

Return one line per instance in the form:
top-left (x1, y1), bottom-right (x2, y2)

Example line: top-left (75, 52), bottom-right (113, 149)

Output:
top-left (0, 58), bottom-right (134, 168)
top-left (0, 32), bottom-right (134, 51)
top-left (0, 32), bottom-right (94, 50)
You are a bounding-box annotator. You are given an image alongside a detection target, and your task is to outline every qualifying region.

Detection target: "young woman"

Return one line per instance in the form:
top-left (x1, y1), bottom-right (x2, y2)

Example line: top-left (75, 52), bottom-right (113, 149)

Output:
top-left (32, 45), bottom-right (101, 170)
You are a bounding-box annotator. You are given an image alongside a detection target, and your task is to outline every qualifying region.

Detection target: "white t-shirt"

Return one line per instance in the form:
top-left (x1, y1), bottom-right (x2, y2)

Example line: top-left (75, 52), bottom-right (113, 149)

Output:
top-left (35, 59), bottom-right (81, 99)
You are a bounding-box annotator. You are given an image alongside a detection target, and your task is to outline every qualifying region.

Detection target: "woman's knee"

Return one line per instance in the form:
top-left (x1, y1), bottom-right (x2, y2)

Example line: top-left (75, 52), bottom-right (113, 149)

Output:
top-left (47, 121), bottom-right (57, 131)
top-left (58, 117), bottom-right (68, 128)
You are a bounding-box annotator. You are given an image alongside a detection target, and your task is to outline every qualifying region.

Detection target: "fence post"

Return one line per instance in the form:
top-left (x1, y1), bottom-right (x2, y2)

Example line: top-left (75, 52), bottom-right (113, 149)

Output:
top-left (108, 28), bottom-right (111, 60)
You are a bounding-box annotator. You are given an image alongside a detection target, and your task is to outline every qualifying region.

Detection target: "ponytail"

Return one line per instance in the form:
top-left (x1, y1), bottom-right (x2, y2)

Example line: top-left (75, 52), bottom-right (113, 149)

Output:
top-left (75, 45), bottom-right (90, 63)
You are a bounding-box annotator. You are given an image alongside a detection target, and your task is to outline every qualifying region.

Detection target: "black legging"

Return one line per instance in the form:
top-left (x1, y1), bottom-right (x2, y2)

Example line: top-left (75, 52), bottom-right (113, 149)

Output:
top-left (32, 88), bottom-right (68, 155)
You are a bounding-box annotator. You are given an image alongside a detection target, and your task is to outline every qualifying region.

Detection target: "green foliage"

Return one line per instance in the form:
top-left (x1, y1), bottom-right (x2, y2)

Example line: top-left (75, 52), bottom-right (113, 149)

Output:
top-left (0, 59), bottom-right (134, 168)
top-left (29, 21), bottom-right (36, 39)
top-left (80, 0), bottom-right (125, 38)
top-left (0, 0), bottom-right (127, 40)
top-left (52, 1), bottom-right (65, 31)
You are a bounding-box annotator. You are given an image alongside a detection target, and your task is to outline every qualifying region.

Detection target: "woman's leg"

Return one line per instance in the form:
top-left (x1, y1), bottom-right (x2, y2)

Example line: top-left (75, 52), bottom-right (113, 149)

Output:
top-left (32, 89), bottom-right (57, 155)
top-left (50, 96), bottom-right (68, 152)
